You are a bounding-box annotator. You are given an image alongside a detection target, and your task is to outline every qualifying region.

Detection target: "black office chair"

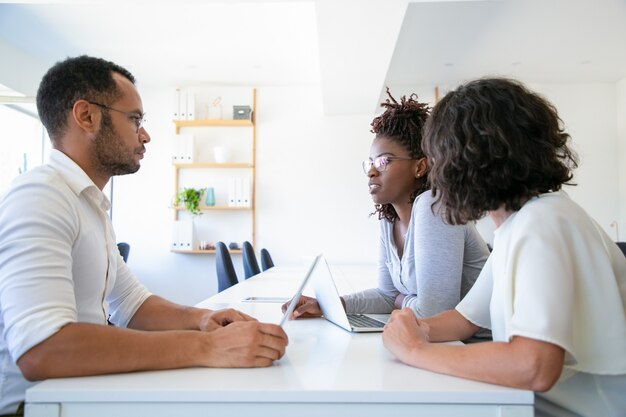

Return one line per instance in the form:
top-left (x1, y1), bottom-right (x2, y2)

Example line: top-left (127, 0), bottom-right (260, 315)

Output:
top-left (616, 242), bottom-right (626, 258)
top-left (215, 242), bottom-right (239, 292)
top-left (260, 248), bottom-right (274, 271)
top-left (117, 242), bottom-right (130, 263)
top-left (242, 241), bottom-right (261, 279)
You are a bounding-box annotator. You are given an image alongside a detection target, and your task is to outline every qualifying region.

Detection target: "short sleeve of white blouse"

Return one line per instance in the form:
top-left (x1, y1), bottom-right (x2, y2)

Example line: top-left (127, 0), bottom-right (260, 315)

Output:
top-left (456, 191), bottom-right (626, 416)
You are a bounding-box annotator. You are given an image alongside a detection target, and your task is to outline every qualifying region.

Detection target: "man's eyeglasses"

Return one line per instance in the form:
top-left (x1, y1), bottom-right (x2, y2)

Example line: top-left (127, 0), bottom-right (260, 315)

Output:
top-left (87, 101), bottom-right (146, 134)
top-left (362, 156), bottom-right (414, 174)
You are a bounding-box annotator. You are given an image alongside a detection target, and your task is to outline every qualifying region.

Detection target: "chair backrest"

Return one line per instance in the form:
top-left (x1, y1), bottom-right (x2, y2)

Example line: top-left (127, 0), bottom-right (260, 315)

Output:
top-left (260, 248), bottom-right (274, 271)
top-left (215, 242), bottom-right (239, 292)
top-left (242, 241), bottom-right (261, 279)
top-left (117, 242), bottom-right (130, 263)
top-left (616, 242), bottom-right (626, 258)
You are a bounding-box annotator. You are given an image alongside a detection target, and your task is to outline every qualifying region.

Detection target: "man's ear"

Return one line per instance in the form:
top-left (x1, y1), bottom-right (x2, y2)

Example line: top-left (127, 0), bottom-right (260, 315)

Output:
top-left (415, 157), bottom-right (428, 178)
top-left (72, 100), bottom-right (99, 134)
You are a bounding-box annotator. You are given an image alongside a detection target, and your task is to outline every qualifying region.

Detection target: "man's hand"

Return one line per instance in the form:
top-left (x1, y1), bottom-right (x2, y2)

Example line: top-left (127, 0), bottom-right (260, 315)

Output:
top-left (198, 308), bottom-right (257, 332)
top-left (382, 308), bottom-right (429, 364)
top-left (201, 321), bottom-right (289, 367)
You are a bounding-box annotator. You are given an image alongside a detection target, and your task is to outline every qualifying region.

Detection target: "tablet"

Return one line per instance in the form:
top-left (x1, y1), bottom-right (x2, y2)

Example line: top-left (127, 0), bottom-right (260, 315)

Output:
top-left (242, 296), bottom-right (290, 303)
top-left (279, 254), bottom-right (322, 327)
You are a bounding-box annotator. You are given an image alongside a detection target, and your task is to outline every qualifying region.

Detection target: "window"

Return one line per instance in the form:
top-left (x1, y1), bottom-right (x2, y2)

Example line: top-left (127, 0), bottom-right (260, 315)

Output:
top-left (0, 84), bottom-right (50, 194)
top-left (0, 84), bottom-right (113, 217)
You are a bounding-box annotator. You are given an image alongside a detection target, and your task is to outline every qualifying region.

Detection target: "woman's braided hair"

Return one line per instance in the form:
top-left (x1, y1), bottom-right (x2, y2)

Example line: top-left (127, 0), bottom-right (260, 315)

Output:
top-left (370, 87), bottom-right (430, 222)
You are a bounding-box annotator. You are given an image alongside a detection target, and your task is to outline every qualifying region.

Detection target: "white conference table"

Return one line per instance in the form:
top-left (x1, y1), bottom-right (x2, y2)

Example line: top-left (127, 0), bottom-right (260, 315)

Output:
top-left (25, 264), bottom-right (533, 417)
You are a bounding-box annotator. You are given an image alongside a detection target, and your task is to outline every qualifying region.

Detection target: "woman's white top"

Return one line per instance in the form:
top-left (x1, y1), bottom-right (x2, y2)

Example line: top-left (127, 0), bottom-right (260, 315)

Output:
top-left (457, 191), bottom-right (626, 417)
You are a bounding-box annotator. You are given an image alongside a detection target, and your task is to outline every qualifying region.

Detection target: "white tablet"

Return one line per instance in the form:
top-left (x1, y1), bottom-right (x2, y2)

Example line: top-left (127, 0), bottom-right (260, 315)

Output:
top-left (279, 254), bottom-right (322, 327)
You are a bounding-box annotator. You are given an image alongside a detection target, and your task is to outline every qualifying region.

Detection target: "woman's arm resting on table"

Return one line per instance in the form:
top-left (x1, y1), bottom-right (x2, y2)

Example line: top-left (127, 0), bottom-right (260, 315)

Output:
top-left (382, 308), bottom-right (564, 391)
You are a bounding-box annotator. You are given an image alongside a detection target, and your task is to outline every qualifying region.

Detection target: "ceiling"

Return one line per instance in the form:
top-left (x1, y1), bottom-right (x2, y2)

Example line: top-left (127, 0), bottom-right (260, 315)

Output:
top-left (1, 0), bottom-right (625, 114)
top-left (389, 0), bottom-right (626, 86)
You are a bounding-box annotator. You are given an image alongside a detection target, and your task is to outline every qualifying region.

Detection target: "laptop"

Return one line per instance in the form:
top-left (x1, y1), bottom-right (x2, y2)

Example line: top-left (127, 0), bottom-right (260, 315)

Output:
top-left (311, 257), bottom-right (388, 333)
top-left (279, 254), bottom-right (322, 327)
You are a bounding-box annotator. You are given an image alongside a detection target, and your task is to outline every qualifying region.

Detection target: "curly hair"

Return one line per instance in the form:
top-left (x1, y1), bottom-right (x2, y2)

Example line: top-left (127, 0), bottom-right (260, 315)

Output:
top-left (422, 78), bottom-right (578, 225)
top-left (36, 55), bottom-right (135, 141)
top-left (370, 87), bottom-right (430, 222)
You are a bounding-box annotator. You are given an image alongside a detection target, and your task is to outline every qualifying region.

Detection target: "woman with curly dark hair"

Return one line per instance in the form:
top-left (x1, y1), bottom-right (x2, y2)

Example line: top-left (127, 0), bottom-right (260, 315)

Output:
top-left (284, 89), bottom-right (489, 320)
top-left (382, 78), bottom-right (626, 417)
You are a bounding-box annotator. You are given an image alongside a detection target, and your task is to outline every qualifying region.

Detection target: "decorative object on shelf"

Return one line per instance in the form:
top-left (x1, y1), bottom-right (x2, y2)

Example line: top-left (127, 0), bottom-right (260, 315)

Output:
top-left (208, 97), bottom-right (223, 120)
top-left (174, 188), bottom-right (204, 216)
top-left (199, 241), bottom-right (216, 251)
top-left (205, 187), bottom-right (216, 207)
top-left (213, 146), bottom-right (231, 163)
top-left (228, 242), bottom-right (240, 250)
top-left (233, 105), bottom-right (252, 120)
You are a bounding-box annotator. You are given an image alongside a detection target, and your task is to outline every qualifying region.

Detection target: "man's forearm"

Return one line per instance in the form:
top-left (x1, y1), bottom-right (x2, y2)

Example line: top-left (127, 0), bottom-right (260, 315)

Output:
top-left (17, 322), bottom-right (204, 380)
top-left (127, 295), bottom-right (207, 331)
top-left (17, 319), bottom-right (289, 381)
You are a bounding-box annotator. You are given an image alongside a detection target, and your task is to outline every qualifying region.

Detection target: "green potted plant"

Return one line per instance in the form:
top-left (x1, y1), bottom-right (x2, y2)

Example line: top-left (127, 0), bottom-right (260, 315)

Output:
top-left (174, 188), bottom-right (204, 216)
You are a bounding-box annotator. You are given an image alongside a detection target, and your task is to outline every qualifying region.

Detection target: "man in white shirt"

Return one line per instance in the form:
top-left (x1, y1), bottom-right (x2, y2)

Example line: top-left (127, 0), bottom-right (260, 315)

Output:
top-left (0, 56), bottom-right (288, 415)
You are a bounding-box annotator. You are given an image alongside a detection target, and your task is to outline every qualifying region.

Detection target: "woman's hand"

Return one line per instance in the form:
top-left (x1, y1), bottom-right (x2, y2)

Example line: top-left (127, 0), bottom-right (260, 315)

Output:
top-left (382, 308), bottom-right (430, 366)
top-left (281, 295), bottom-right (323, 319)
top-left (394, 293), bottom-right (406, 309)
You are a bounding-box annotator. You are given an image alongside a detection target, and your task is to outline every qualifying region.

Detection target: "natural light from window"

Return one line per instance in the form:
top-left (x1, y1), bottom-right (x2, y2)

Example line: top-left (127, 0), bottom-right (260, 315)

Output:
top-left (0, 83), bottom-right (50, 194)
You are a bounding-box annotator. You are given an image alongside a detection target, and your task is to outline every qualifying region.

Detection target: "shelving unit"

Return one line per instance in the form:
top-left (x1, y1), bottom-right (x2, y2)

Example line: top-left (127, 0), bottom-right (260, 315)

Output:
top-left (172, 88), bottom-right (256, 254)
top-left (174, 119), bottom-right (253, 134)
top-left (171, 249), bottom-right (243, 255)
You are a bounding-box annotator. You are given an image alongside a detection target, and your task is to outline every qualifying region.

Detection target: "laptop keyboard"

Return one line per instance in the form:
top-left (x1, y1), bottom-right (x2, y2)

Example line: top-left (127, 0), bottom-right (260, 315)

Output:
top-left (347, 314), bottom-right (386, 329)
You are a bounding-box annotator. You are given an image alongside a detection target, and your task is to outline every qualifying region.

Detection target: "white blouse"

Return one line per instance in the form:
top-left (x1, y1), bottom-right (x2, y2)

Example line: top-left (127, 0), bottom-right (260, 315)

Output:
top-left (456, 191), bottom-right (626, 417)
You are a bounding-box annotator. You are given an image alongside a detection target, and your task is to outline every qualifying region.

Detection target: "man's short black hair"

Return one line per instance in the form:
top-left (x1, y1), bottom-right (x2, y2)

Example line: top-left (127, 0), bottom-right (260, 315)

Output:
top-left (36, 55), bottom-right (135, 141)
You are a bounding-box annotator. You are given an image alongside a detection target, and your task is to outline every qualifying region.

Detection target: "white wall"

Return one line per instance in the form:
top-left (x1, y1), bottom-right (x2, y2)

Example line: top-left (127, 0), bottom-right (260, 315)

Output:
top-left (533, 82), bottom-right (620, 239)
top-left (112, 85), bottom-right (378, 305)
top-left (0, 38), bottom-right (46, 97)
top-left (112, 81), bottom-right (624, 305)
top-left (389, 81), bottom-right (622, 244)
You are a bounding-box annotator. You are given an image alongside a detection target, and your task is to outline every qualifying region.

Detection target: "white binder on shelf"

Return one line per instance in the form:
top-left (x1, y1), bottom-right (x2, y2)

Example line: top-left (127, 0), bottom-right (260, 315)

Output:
top-left (173, 89), bottom-right (181, 120)
top-left (175, 134), bottom-right (194, 164)
top-left (178, 220), bottom-right (194, 251)
top-left (235, 178), bottom-right (244, 207)
top-left (227, 178), bottom-right (237, 207)
top-left (186, 91), bottom-right (196, 120)
top-left (178, 88), bottom-right (187, 120)
top-left (170, 221), bottom-right (180, 250)
top-left (242, 177), bottom-right (251, 207)
top-left (171, 135), bottom-right (180, 164)
top-left (183, 135), bottom-right (195, 164)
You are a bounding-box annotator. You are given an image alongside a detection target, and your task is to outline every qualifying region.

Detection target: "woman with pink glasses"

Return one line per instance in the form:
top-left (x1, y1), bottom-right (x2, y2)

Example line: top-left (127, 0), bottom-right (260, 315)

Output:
top-left (286, 89), bottom-right (490, 323)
